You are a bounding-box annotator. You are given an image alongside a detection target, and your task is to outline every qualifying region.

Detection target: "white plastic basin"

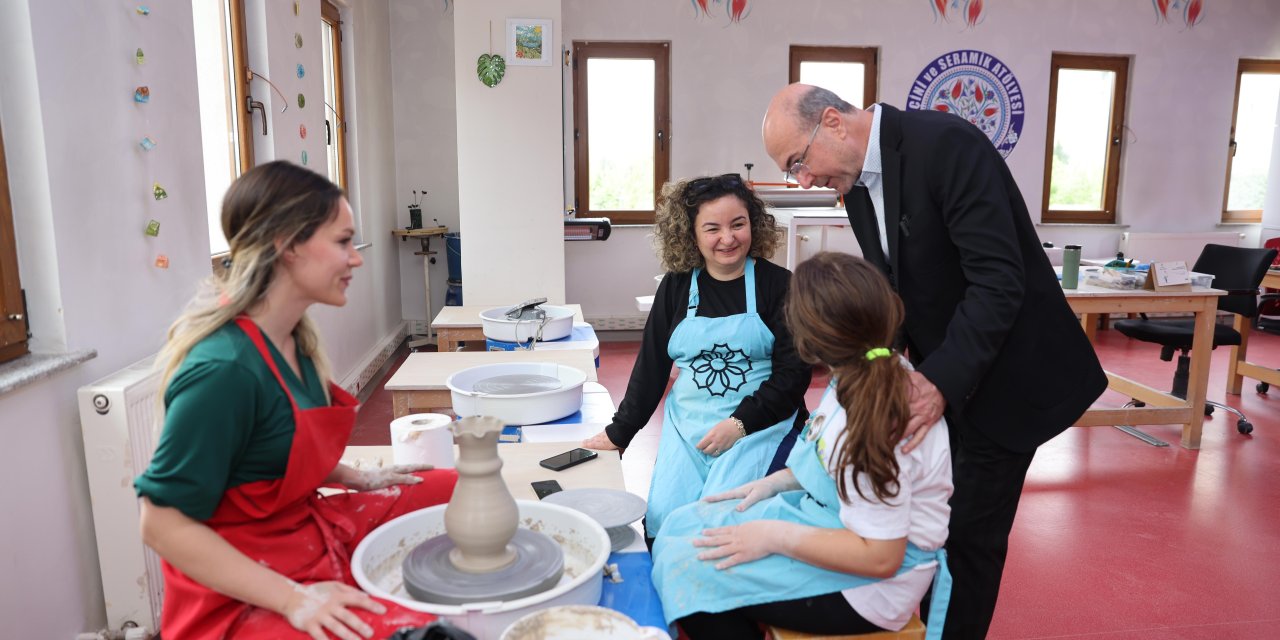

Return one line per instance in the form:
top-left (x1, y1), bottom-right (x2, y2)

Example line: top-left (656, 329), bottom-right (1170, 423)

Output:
top-left (351, 500), bottom-right (611, 640)
top-left (481, 305), bottom-right (576, 343)
top-left (447, 362), bottom-right (586, 425)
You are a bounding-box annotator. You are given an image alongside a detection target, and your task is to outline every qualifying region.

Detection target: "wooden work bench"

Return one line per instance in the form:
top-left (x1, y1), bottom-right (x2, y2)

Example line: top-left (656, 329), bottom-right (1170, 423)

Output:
top-left (430, 304), bottom-right (585, 353)
top-left (384, 349), bottom-right (598, 418)
top-left (1224, 268), bottom-right (1280, 395)
top-left (1064, 283), bottom-right (1223, 449)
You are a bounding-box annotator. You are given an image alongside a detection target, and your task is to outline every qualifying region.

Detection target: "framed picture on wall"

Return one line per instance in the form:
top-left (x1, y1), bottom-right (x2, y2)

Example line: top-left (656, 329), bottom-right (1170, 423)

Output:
top-left (506, 18), bottom-right (553, 67)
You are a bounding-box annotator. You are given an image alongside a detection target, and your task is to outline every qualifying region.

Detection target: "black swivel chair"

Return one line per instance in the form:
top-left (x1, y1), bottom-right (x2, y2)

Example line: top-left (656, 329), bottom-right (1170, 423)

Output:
top-left (1113, 243), bottom-right (1278, 437)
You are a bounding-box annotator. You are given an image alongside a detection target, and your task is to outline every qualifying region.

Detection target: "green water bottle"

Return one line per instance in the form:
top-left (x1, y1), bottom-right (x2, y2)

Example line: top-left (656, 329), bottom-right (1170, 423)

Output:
top-left (1062, 244), bottom-right (1082, 289)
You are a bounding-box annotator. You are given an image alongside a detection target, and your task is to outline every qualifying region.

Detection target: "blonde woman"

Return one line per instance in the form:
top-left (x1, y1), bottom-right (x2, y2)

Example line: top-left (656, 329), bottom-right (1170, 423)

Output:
top-left (582, 173), bottom-right (811, 540)
top-left (134, 162), bottom-right (456, 640)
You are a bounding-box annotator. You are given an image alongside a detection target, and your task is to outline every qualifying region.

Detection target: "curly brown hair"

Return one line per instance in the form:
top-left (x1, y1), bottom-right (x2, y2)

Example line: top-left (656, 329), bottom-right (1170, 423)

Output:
top-left (652, 174), bottom-right (782, 273)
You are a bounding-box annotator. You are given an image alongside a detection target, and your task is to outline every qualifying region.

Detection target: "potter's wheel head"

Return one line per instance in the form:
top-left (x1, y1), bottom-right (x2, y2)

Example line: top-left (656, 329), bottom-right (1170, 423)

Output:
top-left (402, 529), bottom-right (564, 605)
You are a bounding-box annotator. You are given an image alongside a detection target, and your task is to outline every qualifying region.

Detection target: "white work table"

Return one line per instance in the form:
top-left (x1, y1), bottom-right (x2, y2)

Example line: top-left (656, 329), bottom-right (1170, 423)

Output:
top-left (431, 304), bottom-right (585, 352)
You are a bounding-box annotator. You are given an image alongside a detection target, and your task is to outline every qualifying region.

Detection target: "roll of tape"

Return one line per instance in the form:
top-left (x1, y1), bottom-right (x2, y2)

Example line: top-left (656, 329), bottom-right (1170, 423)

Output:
top-left (389, 413), bottom-right (455, 468)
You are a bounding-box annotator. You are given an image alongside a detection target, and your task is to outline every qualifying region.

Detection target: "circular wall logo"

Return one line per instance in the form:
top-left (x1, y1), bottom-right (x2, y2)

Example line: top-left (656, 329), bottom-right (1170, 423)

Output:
top-left (905, 50), bottom-right (1025, 158)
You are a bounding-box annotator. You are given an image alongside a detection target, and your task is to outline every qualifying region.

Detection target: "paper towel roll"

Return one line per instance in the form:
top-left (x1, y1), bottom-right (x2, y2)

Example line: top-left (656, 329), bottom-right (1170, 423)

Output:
top-left (389, 413), bottom-right (455, 468)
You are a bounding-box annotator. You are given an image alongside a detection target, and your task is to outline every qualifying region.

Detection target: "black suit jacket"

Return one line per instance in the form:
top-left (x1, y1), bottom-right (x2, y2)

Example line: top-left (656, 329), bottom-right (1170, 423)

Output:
top-left (844, 104), bottom-right (1106, 452)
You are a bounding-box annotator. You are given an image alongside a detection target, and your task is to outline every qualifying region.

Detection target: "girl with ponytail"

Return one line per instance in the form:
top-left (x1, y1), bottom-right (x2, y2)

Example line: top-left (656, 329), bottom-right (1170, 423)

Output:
top-left (134, 162), bottom-right (457, 640)
top-left (653, 252), bottom-right (954, 640)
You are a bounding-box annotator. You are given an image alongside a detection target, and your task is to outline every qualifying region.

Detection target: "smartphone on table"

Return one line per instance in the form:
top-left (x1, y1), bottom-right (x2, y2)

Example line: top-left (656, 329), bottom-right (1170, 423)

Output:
top-left (538, 447), bottom-right (598, 471)
top-left (531, 479), bottom-right (564, 499)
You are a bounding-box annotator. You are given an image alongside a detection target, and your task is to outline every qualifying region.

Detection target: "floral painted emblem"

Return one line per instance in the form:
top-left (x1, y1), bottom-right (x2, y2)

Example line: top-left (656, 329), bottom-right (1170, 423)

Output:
top-left (906, 49), bottom-right (1025, 158)
top-left (689, 343), bottom-right (752, 397)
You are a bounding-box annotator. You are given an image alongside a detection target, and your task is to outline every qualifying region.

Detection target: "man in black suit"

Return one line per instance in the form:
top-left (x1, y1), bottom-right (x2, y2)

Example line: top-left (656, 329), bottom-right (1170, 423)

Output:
top-left (763, 84), bottom-right (1107, 638)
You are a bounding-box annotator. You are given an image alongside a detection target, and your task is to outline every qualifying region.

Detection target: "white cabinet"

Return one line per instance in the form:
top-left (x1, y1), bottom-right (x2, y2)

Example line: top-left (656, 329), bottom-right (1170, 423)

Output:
top-left (770, 207), bottom-right (862, 271)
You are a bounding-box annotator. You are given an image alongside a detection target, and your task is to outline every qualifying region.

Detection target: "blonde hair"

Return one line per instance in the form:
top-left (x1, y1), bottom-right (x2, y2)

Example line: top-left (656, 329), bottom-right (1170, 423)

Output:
top-left (652, 174), bottom-right (782, 273)
top-left (157, 161), bottom-right (344, 401)
top-left (785, 252), bottom-right (909, 504)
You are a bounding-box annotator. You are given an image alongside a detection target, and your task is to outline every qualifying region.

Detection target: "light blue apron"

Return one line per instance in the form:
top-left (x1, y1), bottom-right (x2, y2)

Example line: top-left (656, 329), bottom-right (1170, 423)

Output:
top-left (652, 382), bottom-right (952, 639)
top-left (645, 258), bottom-right (797, 536)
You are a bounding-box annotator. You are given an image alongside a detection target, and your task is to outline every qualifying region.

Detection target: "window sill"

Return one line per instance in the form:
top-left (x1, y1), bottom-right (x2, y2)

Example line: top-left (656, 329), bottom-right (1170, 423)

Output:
top-left (1216, 222), bottom-right (1259, 227)
top-left (0, 349), bottom-right (97, 396)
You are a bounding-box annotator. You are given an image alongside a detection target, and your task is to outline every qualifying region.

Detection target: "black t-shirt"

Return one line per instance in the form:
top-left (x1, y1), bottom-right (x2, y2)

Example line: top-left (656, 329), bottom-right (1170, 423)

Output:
top-left (605, 258), bottom-right (811, 448)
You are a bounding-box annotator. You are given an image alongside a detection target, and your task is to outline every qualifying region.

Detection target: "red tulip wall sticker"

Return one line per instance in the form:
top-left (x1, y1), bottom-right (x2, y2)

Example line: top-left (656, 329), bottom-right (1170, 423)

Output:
top-left (929, 0), bottom-right (985, 28)
top-left (1153, 0), bottom-right (1205, 29)
top-left (691, 0), bottom-right (750, 24)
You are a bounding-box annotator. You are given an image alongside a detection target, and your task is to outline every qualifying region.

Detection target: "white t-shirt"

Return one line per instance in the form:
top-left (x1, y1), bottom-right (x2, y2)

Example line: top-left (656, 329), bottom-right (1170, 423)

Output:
top-left (808, 364), bottom-right (953, 631)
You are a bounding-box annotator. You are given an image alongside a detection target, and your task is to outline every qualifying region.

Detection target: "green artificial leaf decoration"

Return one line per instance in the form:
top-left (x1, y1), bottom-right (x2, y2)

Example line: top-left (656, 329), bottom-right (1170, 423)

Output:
top-left (477, 53), bottom-right (506, 88)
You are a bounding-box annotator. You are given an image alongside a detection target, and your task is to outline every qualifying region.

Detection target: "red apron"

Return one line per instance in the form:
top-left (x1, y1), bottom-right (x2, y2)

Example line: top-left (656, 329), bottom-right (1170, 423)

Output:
top-left (159, 317), bottom-right (457, 639)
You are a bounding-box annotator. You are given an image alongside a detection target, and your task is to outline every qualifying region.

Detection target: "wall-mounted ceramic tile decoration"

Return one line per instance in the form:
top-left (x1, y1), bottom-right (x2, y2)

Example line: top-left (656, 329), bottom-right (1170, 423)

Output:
top-left (691, 0), bottom-right (750, 24)
top-left (1153, 0), bottom-right (1205, 29)
top-left (295, 33), bottom-right (304, 48)
top-left (906, 49), bottom-right (1024, 158)
top-left (155, 254), bottom-right (170, 269)
top-left (297, 93), bottom-right (306, 108)
top-left (294, 1), bottom-right (300, 16)
top-left (136, 5), bottom-right (150, 16)
top-left (928, 0), bottom-right (985, 28)
top-left (145, 220), bottom-right (160, 237)
top-left (299, 124), bottom-right (307, 139)
top-left (134, 86), bottom-right (150, 103)
top-left (153, 182), bottom-right (168, 200)
top-left (139, 136), bottom-right (157, 151)
top-left (136, 48), bottom-right (145, 64)
top-left (301, 150), bottom-right (309, 166)
top-left (478, 54), bottom-right (505, 87)
top-left (297, 63), bottom-right (305, 79)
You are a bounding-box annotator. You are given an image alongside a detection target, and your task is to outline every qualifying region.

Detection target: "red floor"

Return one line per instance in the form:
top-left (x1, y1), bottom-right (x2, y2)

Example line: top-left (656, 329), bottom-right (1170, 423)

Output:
top-left (353, 327), bottom-right (1280, 639)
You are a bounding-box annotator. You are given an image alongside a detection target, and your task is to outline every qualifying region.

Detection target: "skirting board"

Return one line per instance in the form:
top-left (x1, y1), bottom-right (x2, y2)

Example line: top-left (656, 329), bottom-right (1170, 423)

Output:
top-left (339, 322), bottom-right (408, 396)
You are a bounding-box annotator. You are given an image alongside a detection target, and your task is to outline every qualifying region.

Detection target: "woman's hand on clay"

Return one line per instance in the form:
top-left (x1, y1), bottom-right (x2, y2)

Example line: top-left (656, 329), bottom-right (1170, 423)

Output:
top-left (342, 463), bottom-right (433, 492)
top-left (692, 521), bottom-right (786, 570)
top-left (582, 431), bottom-right (620, 451)
top-left (695, 418), bottom-right (744, 457)
top-left (282, 581), bottom-right (385, 640)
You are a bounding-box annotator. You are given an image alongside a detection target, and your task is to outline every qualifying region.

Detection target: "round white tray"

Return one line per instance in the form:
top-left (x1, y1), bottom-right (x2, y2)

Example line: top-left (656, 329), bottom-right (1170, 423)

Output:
top-left (480, 305), bottom-right (576, 343)
top-left (447, 362), bottom-right (586, 425)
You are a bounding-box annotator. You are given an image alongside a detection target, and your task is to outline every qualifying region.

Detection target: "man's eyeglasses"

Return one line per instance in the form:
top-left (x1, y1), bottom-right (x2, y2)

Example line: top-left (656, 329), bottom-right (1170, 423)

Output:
top-left (786, 120), bottom-right (823, 183)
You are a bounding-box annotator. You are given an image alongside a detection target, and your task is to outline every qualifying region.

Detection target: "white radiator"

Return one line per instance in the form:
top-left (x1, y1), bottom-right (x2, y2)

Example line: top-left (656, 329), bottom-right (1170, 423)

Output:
top-left (1118, 231), bottom-right (1245, 266)
top-left (77, 356), bottom-right (164, 636)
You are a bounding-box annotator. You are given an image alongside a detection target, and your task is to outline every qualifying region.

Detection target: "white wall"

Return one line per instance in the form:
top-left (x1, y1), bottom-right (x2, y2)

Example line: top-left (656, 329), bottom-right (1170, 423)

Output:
top-left (551, 0), bottom-right (1280, 324)
top-left (0, 0), bottom-right (403, 635)
top-left (389, 0), bottom-right (460, 321)
top-left (453, 0), bottom-right (567, 307)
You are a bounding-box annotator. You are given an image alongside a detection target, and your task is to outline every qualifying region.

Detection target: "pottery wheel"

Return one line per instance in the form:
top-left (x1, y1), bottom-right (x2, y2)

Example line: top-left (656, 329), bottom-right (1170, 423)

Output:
top-left (606, 525), bottom-right (638, 552)
top-left (402, 529), bottom-right (564, 605)
top-left (541, 488), bottom-right (648, 529)
top-left (472, 373), bottom-right (564, 395)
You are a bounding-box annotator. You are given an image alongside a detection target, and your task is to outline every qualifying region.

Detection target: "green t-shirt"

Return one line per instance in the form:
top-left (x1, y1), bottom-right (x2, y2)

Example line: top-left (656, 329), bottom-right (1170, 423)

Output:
top-left (134, 322), bottom-right (327, 521)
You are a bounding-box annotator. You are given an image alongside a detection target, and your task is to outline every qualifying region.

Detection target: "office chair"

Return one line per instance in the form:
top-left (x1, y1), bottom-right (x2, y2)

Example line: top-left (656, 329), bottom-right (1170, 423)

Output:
top-left (1113, 243), bottom-right (1278, 438)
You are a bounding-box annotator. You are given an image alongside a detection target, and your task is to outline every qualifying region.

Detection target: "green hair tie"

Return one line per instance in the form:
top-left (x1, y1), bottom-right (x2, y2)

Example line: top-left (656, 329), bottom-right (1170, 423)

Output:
top-left (865, 347), bottom-right (892, 361)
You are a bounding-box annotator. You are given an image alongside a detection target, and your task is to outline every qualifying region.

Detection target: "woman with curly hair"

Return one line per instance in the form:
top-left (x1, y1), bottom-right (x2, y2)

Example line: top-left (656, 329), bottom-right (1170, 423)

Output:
top-left (652, 252), bottom-right (952, 640)
top-left (582, 173), bottom-right (810, 541)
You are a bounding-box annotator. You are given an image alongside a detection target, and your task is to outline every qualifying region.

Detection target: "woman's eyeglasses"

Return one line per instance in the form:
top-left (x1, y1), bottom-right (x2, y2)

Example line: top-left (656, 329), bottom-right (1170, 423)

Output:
top-left (687, 173), bottom-right (745, 198)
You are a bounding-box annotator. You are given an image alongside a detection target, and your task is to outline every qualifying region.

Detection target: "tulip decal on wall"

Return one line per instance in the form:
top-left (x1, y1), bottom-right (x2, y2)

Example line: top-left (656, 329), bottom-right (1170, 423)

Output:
top-left (929, 0), bottom-right (985, 28)
top-left (1152, 0), bottom-right (1205, 29)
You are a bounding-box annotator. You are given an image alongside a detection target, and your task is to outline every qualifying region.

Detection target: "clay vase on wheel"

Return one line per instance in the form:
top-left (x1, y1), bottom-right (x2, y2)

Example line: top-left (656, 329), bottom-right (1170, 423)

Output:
top-left (445, 415), bottom-right (518, 572)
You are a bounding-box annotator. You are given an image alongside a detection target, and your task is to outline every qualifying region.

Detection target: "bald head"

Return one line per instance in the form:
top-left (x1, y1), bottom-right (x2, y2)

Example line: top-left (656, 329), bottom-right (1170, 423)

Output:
top-left (762, 83), bottom-right (869, 192)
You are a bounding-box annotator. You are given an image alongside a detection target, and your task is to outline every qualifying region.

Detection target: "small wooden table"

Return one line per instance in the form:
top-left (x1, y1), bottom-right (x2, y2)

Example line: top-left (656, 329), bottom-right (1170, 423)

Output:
top-left (393, 227), bottom-right (449, 348)
top-left (1064, 283), bottom-right (1223, 449)
top-left (342, 442), bottom-right (626, 500)
top-left (385, 349), bottom-right (598, 418)
top-left (1224, 269), bottom-right (1280, 395)
top-left (431, 304), bottom-right (585, 352)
